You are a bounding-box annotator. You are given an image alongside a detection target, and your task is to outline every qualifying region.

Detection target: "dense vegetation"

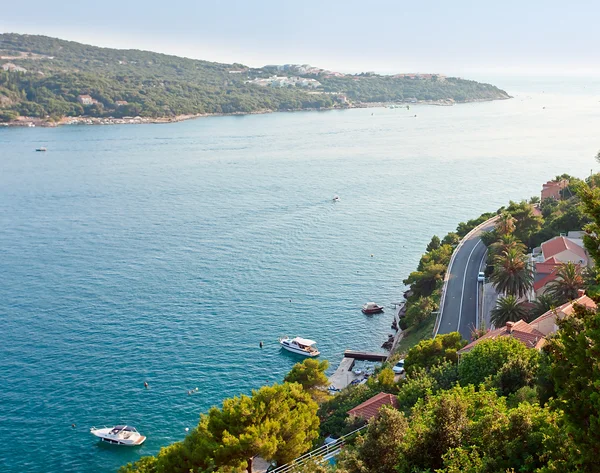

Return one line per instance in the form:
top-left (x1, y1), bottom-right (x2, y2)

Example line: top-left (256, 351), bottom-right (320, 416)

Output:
top-left (0, 33), bottom-right (509, 121)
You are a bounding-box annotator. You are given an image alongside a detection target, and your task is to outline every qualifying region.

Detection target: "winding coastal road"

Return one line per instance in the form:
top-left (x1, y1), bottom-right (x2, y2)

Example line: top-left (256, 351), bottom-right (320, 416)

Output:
top-left (436, 222), bottom-right (496, 340)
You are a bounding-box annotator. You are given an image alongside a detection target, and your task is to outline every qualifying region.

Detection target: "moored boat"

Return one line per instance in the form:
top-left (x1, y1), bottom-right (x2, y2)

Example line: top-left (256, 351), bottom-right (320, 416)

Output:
top-left (35, 147), bottom-right (47, 152)
top-left (90, 425), bottom-right (146, 446)
top-left (362, 302), bottom-right (384, 314)
top-left (279, 336), bottom-right (320, 357)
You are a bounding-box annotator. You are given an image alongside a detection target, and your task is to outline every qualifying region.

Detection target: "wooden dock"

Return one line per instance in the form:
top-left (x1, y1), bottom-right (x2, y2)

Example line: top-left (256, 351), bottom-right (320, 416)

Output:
top-left (343, 350), bottom-right (388, 362)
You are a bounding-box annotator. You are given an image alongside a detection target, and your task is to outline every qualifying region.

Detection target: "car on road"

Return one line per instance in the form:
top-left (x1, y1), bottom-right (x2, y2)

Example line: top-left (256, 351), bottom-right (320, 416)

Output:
top-left (477, 271), bottom-right (485, 282)
top-left (392, 359), bottom-right (405, 374)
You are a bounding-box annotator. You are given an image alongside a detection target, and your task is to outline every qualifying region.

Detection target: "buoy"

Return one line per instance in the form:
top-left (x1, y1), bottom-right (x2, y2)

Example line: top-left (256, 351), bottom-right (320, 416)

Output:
top-left (259, 341), bottom-right (264, 348)
top-left (185, 427), bottom-right (189, 432)
top-left (195, 387), bottom-right (198, 391)
top-left (188, 390), bottom-right (191, 395)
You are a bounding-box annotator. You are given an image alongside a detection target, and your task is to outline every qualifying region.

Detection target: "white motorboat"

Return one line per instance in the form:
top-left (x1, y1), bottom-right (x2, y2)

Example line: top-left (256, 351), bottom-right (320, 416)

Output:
top-left (333, 195), bottom-right (340, 202)
top-left (90, 425), bottom-right (146, 446)
top-left (362, 302), bottom-right (384, 314)
top-left (279, 336), bottom-right (320, 357)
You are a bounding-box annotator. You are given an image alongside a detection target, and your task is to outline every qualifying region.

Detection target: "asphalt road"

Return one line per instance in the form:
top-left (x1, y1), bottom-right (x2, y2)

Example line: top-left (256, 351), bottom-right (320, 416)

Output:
top-left (437, 224), bottom-right (495, 340)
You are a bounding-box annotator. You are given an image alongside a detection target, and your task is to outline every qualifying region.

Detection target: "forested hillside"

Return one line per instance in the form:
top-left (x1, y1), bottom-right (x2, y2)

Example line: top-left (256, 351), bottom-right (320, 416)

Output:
top-left (0, 33), bottom-right (510, 122)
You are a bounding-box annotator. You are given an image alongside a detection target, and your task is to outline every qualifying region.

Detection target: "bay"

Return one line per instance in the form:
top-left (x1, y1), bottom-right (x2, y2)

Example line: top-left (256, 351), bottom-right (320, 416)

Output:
top-left (1, 76), bottom-right (599, 472)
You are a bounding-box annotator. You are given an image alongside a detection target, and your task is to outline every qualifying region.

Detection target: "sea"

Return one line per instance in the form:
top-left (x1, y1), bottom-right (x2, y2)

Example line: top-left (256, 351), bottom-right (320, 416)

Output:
top-left (1, 76), bottom-right (599, 472)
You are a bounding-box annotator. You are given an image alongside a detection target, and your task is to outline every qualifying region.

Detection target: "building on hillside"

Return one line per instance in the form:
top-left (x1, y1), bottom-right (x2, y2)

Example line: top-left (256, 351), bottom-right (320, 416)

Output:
top-left (541, 179), bottom-right (569, 201)
top-left (458, 291), bottom-right (596, 355)
top-left (458, 320), bottom-right (545, 355)
top-left (529, 291), bottom-right (596, 336)
top-left (347, 392), bottom-right (399, 422)
top-left (77, 95), bottom-right (97, 105)
top-left (540, 236), bottom-right (588, 266)
top-left (114, 100), bottom-right (128, 106)
top-left (531, 235), bottom-right (589, 295)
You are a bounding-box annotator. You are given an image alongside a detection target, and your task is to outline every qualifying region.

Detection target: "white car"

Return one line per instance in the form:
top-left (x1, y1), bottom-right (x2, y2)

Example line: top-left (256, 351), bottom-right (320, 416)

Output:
top-left (392, 359), bottom-right (405, 374)
top-left (477, 271), bottom-right (485, 282)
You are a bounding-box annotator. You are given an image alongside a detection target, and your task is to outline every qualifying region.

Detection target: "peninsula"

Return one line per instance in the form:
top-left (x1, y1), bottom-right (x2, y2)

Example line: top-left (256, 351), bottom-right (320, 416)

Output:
top-left (0, 33), bottom-right (510, 126)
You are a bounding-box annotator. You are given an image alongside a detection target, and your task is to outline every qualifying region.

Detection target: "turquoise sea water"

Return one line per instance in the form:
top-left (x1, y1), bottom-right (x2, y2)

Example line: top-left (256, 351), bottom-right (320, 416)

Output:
top-left (1, 77), bottom-right (600, 472)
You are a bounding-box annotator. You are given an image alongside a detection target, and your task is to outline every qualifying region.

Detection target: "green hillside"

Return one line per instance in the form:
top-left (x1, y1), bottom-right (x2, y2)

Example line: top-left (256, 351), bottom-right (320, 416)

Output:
top-left (0, 33), bottom-right (510, 121)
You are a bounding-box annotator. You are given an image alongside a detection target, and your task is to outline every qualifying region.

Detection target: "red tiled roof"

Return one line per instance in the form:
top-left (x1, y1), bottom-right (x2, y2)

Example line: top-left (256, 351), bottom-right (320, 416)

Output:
top-left (541, 237), bottom-right (587, 262)
top-left (531, 294), bottom-right (597, 324)
top-left (458, 319), bottom-right (545, 354)
top-left (347, 392), bottom-right (399, 420)
top-left (536, 257), bottom-right (559, 275)
top-left (533, 271), bottom-right (559, 291)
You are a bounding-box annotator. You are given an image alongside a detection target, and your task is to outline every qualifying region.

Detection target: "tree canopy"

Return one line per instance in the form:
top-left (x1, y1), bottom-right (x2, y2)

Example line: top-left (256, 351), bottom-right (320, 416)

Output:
top-left (404, 332), bottom-right (465, 373)
top-left (120, 382), bottom-right (319, 473)
top-left (284, 359), bottom-right (329, 402)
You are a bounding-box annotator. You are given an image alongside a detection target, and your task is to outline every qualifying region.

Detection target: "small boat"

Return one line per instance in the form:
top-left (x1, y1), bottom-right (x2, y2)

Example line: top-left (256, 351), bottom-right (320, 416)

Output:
top-left (362, 302), bottom-right (384, 314)
top-left (333, 195), bottom-right (340, 202)
top-left (35, 147), bottom-right (47, 152)
top-left (90, 425), bottom-right (146, 446)
top-left (279, 336), bottom-right (320, 357)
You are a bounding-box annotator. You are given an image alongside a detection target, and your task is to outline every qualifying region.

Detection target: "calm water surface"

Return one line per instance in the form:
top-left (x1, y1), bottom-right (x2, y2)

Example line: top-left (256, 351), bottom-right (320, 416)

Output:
top-left (1, 77), bottom-right (599, 472)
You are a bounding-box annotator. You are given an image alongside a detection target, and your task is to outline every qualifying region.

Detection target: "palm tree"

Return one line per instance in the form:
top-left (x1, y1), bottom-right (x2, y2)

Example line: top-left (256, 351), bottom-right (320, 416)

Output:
top-left (546, 262), bottom-right (585, 304)
top-left (489, 234), bottom-right (526, 258)
top-left (491, 295), bottom-right (529, 328)
top-left (529, 294), bottom-right (559, 319)
top-left (491, 247), bottom-right (533, 298)
top-left (496, 212), bottom-right (516, 236)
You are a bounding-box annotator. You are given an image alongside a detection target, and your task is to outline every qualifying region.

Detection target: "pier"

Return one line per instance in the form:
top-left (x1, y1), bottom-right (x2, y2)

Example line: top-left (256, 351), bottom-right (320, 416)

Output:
top-left (328, 357), bottom-right (357, 390)
top-left (343, 350), bottom-right (388, 362)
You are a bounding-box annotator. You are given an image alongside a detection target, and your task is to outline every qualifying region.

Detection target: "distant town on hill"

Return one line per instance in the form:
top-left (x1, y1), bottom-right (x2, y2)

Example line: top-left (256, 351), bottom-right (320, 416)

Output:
top-left (0, 33), bottom-right (510, 124)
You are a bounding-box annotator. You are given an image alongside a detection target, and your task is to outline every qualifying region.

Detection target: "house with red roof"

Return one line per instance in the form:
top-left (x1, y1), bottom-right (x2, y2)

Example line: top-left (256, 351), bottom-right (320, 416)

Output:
top-left (458, 320), bottom-right (546, 355)
top-left (532, 236), bottom-right (589, 296)
top-left (541, 179), bottom-right (568, 201)
top-left (540, 236), bottom-right (588, 266)
top-left (529, 291), bottom-right (596, 337)
top-left (458, 291), bottom-right (596, 355)
top-left (347, 392), bottom-right (399, 421)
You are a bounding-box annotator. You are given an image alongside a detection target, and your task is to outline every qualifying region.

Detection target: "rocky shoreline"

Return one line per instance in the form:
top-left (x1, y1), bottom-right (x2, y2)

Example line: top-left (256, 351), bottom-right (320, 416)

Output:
top-left (0, 96), bottom-right (511, 128)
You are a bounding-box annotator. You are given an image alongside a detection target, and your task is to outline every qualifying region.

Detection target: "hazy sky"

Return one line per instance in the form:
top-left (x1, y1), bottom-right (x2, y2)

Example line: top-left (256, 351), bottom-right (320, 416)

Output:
top-left (2, 0), bottom-right (599, 75)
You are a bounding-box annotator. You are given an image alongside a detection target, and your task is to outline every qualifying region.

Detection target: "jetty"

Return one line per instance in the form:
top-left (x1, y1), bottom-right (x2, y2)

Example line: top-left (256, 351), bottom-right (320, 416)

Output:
top-left (329, 350), bottom-right (389, 390)
top-left (328, 357), bottom-right (357, 390)
top-left (343, 350), bottom-right (388, 362)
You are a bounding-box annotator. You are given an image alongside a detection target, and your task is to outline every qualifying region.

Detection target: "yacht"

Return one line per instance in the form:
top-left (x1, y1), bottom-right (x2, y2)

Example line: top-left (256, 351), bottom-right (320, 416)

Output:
top-left (90, 425), bottom-right (146, 446)
top-left (362, 302), bottom-right (384, 314)
top-left (279, 337), bottom-right (320, 357)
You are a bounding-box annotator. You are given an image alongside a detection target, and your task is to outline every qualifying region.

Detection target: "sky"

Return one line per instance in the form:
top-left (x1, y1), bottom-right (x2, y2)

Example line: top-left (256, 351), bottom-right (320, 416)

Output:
top-left (1, 0), bottom-right (599, 76)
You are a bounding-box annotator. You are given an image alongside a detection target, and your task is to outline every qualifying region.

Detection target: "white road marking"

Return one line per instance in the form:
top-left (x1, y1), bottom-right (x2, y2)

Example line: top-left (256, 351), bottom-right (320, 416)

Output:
top-left (457, 239), bottom-right (482, 333)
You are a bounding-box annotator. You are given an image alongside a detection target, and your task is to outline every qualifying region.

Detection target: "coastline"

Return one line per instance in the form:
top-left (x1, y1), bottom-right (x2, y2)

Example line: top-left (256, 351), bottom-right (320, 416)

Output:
top-left (0, 96), bottom-right (511, 128)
